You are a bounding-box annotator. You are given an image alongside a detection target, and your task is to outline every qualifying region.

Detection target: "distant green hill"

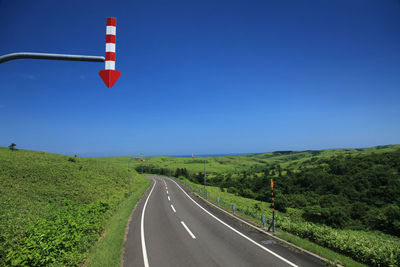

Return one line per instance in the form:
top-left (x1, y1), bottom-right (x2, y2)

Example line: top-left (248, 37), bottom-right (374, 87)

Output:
top-left (97, 144), bottom-right (400, 175)
top-left (0, 147), bottom-right (149, 266)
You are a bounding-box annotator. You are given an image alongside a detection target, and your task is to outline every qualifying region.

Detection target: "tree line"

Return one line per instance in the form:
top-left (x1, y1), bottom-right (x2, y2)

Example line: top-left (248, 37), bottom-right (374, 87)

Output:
top-left (209, 150), bottom-right (400, 236)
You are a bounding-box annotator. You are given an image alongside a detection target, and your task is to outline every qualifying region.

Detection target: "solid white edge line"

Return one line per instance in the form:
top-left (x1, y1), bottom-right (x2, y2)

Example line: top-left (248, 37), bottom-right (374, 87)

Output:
top-left (141, 181), bottom-right (157, 267)
top-left (170, 179), bottom-right (298, 267)
top-left (181, 221), bottom-right (196, 239)
top-left (168, 196), bottom-right (170, 201)
top-left (171, 204), bottom-right (176, 213)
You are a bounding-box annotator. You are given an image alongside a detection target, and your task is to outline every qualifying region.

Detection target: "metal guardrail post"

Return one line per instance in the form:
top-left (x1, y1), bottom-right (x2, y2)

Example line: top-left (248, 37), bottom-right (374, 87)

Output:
top-left (262, 214), bottom-right (266, 228)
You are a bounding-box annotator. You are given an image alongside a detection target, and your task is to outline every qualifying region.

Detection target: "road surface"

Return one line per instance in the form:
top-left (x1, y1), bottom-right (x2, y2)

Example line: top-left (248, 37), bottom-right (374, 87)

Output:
top-left (124, 176), bottom-right (325, 267)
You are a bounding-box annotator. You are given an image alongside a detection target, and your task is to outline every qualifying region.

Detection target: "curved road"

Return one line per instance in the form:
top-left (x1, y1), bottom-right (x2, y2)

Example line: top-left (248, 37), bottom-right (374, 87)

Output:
top-left (124, 176), bottom-right (324, 267)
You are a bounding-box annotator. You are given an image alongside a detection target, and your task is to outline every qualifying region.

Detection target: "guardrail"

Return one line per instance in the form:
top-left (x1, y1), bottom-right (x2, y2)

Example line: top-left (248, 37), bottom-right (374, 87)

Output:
top-left (176, 178), bottom-right (276, 229)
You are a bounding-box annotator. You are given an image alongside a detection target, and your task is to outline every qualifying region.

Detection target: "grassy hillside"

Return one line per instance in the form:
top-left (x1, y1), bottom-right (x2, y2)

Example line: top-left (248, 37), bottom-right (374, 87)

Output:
top-left (0, 147), bottom-right (151, 266)
top-left (97, 144), bottom-right (400, 175)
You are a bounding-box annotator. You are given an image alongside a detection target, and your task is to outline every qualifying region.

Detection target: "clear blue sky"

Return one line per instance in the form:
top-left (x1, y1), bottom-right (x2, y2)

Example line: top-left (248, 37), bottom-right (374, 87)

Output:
top-left (1, 0), bottom-right (399, 157)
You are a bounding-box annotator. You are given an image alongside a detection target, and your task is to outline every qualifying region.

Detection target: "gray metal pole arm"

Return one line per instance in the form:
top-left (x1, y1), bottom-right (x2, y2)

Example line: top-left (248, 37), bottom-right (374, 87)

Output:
top-left (0, 52), bottom-right (105, 64)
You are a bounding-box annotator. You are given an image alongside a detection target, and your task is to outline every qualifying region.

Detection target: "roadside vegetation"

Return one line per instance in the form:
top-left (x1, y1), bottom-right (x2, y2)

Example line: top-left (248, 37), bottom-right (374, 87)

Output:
top-left (0, 147), bottom-right (150, 266)
top-left (104, 144), bottom-right (400, 266)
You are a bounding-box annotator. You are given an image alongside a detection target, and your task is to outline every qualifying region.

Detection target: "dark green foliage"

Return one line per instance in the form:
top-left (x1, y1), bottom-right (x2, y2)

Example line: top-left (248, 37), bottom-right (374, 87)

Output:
top-left (192, 172), bottom-right (204, 184)
top-left (8, 143), bottom-right (16, 151)
top-left (303, 206), bottom-right (349, 228)
top-left (369, 205), bottom-right (400, 236)
top-left (68, 157), bottom-right (76, 163)
top-left (134, 164), bottom-right (174, 176)
top-left (273, 151), bottom-right (293, 155)
top-left (272, 150), bottom-right (400, 234)
top-left (239, 188), bottom-right (255, 199)
top-left (306, 150), bottom-right (322, 156)
top-left (274, 195), bottom-right (287, 213)
top-left (174, 168), bottom-right (189, 178)
top-left (227, 187), bottom-right (239, 195)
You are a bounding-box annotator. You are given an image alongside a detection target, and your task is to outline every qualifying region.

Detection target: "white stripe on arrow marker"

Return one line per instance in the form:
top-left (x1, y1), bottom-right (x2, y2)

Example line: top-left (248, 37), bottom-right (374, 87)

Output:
top-left (105, 61), bottom-right (115, 70)
top-left (106, 26), bottom-right (116, 35)
top-left (106, 43), bottom-right (116, 52)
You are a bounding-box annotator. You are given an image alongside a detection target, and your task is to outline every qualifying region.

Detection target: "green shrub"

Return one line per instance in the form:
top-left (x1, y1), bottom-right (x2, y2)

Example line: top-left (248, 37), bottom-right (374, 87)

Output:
top-left (274, 195), bottom-right (288, 213)
top-left (279, 220), bottom-right (400, 266)
top-left (303, 206), bottom-right (349, 228)
top-left (68, 157), bottom-right (76, 163)
top-left (5, 200), bottom-right (116, 266)
top-left (227, 187), bottom-right (238, 195)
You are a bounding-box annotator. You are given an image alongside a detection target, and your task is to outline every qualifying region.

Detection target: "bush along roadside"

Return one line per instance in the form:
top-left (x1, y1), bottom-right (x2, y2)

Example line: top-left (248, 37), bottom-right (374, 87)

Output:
top-left (5, 199), bottom-right (118, 266)
top-left (176, 177), bottom-right (400, 267)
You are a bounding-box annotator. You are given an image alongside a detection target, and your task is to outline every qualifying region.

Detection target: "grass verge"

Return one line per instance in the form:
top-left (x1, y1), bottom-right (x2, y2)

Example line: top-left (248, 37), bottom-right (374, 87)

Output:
top-left (85, 177), bottom-right (151, 267)
top-left (278, 232), bottom-right (366, 267)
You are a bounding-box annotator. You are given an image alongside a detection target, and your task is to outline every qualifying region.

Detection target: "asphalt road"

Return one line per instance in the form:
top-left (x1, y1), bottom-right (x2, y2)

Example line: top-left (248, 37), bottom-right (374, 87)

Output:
top-left (124, 176), bottom-right (325, 267)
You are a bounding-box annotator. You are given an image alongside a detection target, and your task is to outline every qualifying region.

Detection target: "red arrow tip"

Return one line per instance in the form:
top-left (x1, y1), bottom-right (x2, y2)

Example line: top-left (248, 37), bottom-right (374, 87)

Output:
top-left (99, 70), bottom-right (121, 88)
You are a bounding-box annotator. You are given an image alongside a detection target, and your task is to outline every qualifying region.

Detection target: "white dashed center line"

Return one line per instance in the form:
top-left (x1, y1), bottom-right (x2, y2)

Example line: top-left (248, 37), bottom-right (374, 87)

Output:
top-left (171, 204), bottom-right (176, 213)
top-left (181, 221), bottom-right (196, 239)
top-left (168, 196), bottom-right (170, 201)
top-left (170, 179), bottom-right (297, 267)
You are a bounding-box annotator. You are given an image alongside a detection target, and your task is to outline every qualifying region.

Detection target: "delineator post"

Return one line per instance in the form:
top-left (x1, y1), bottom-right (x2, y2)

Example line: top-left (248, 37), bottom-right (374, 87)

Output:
top-left (268, 178), bottom-right (275, 232)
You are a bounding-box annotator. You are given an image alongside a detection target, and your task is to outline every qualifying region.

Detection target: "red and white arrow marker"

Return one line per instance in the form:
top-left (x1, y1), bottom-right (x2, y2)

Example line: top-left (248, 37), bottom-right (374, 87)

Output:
top-left (99, 17), bottom-right (121, 88)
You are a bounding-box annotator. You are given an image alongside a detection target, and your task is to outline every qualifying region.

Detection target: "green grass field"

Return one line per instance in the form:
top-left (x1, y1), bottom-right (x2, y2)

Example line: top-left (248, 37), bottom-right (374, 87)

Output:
top-left (0, 147), bottom-right (150, 266)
